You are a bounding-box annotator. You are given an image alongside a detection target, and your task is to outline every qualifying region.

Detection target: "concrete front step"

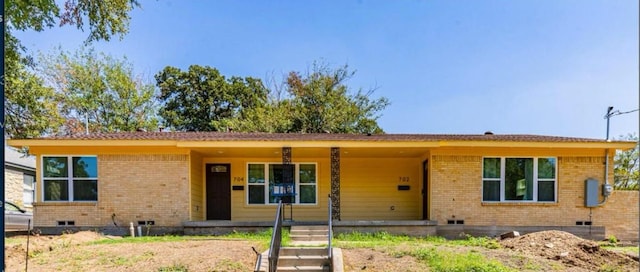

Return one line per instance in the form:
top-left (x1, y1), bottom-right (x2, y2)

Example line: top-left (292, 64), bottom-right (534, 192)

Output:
top-left (278, 255), bottom-right (330, 267)
top-left (280, 247), bottom-right (329, 256)
top-left (290, 234), bottom-right (329, 242)
top-left (291, 225), bottom-right (329, 231)
top-left (290, 225), bottom-right (331, 246)
top-left (277, 247), bottom-right (331, 271)
top-left (290, 229), bottom-right (329, 235)
top-left (255, 248), bottom-right (342, 272)
top-left (277, 265), bottom-right (330, 272)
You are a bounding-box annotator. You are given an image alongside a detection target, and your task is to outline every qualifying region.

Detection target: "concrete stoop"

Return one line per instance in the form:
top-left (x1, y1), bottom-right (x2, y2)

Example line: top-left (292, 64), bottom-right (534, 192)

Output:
top-left (255, 247), bottom-right (343, 272)
top-left (277, 247), bottom-right (331, 271)
top-left (290, 225), bottom-right (330, 246)
top-left (255, 225), bottom-right (343, 272)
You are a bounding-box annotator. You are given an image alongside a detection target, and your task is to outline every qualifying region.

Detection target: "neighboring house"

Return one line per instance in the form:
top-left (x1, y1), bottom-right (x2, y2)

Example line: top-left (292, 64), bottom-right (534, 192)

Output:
top-left (7, 132), bottom-right (639, 241)
top-left (5, 147), bottom-right (36, 210)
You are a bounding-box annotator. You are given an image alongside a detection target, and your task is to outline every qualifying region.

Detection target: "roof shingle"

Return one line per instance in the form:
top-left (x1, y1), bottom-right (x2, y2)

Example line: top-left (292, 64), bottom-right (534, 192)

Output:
top-left (23, 131), bottom-right (620, 143)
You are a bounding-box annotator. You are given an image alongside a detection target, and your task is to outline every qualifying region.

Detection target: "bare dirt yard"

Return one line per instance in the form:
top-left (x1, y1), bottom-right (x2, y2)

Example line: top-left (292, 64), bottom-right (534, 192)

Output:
top-left (4, 230), bottom-right (639, 272)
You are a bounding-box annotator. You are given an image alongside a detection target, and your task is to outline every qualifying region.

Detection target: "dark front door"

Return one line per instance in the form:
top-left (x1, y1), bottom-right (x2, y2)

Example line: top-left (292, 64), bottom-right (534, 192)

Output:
top-left (422, 160), bottom-right (429, 220)
top-left (206, 163), bottom-right (231, 220)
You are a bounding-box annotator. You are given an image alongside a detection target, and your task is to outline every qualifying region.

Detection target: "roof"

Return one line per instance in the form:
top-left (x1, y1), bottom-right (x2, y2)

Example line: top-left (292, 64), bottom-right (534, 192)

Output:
top-left (9, 131), bottom-right (622, 143)
top-left (4, 147), bottom-right (36, 170)
top-left (7, 132), bottom-right (636, 151)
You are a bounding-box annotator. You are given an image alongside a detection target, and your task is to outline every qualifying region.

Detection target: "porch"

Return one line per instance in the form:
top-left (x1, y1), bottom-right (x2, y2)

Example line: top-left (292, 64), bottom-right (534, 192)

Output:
top-left (183, 220), bottom-right (439, 236)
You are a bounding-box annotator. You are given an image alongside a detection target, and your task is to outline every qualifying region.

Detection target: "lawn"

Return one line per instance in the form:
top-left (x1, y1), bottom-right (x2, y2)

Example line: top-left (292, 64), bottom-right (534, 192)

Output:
top-left (5, 230), bottom-right (639, 272)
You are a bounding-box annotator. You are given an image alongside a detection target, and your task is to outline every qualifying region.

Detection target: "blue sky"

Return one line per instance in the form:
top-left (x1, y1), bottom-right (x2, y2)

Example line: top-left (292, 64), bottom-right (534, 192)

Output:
top-left (16, 0), bottom-right (639, 139)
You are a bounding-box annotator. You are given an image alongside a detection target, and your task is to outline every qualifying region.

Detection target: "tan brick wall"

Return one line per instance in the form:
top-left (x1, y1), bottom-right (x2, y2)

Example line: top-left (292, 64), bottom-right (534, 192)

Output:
top-left (5, 169), bottom-right (24, 207)
top-left (430, 152), bottom-right (639, 241)
top-left (34, 154), bottom-right (190, 227)
top-left (593, 190), bottom-right (639, 241)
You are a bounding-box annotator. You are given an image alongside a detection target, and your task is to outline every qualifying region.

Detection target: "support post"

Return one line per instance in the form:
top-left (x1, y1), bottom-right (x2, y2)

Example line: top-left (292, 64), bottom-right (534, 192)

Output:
top-left (331, 147), bottom-right (341, 220)
top-left (282, 147), bottom-right (293, 220)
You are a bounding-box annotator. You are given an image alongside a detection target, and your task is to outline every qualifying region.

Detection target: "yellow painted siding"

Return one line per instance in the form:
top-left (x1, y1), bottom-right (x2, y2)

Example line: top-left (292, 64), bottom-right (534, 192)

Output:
top-left (203, 157), bottom-right (330, 221)
top-left (190, 151), bottom-right (205, 221)
top-left (341, 157), bottom-right (422, 220)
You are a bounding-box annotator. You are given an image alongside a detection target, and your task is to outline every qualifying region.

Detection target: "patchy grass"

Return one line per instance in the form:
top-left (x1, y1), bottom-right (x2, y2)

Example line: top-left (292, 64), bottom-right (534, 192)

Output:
top-left (602, 244), bottom-right (640, 256)
top-left (336, 231), bottom-right (512, 271)
top-left (406, 247), bottom-right (515, 272)
top-left (448, 234), bottom-right (502, 249)
top-left (214, 258), bottom-right (246, 271)
top-left (89, 228), bottom-right (277, 246)
top-left (334, 231), bottom-right (415, 248)
top-left (223, 229), bottom-right (273, 240)
top-left (224, 228), bottom-right (290, 247)
top-left (157, 263), bottom-right (189, 272)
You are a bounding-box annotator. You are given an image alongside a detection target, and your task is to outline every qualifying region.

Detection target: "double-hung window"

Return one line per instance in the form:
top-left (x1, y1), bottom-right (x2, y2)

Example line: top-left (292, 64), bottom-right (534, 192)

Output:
top-left (482, 157), bottom-right (556, 202)
top-left (23, 174), bottom-right (35, 206)
top-left (42, 156), bottom-right (98, 201)
top-left (247, 163), bottom-right (317, 205)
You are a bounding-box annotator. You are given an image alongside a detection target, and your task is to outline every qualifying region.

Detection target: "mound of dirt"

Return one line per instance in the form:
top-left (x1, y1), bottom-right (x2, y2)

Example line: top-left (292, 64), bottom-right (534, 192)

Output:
top-left (500, 230), bottom-right (638, 271)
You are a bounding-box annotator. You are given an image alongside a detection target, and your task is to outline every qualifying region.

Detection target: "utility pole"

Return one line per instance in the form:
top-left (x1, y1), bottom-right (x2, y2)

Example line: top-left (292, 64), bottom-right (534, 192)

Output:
top-left (604, 106), bottom-right (640, 141)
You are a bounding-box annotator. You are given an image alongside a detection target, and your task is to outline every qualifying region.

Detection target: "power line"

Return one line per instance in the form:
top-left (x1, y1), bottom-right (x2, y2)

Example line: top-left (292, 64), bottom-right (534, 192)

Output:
top-left (604, 106), bottom-right (639, 140)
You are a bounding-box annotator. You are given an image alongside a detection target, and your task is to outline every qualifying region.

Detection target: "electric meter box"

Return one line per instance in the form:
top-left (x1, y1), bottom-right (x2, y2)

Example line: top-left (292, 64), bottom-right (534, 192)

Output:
top-left (584, 178), bottom-right (599, 207)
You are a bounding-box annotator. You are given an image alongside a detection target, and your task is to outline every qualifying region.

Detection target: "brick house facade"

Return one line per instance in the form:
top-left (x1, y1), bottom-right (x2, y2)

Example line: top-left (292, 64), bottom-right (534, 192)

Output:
top-left (8, 132), bottom-right (638, 241)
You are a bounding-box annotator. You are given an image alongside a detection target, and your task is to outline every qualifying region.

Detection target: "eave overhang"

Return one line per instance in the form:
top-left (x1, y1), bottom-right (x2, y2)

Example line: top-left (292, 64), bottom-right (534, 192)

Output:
top-left (7, 139), bottom-right (636, 150)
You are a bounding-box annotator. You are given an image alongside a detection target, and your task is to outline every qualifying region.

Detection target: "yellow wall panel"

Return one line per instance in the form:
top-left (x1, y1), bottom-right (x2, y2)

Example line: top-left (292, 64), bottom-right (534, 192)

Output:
top-left (341, 157), bottom-right (422, 220)
top-left (189, 151), bottom-right (204, 221)
top-left (202, 156), bottom-right (330, 221)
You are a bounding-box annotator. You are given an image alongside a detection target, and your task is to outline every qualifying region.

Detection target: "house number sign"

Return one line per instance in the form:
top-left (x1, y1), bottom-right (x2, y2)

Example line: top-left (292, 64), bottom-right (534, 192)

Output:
top-left (399, 177), bottom-right (410, 182)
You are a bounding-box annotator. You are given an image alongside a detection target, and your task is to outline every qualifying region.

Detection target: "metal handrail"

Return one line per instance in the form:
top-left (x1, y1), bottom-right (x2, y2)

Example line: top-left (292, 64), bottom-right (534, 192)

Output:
top-left (328, 195), bottom-right (333, 260)
top-left (268, 200), bottom-right (284, 272)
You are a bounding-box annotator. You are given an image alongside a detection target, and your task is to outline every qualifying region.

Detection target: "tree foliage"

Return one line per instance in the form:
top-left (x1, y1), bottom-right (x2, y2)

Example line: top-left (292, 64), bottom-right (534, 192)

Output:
top-left (4, 0), bottom-right (140, 138)
top-left (40, 47), bottom-right (158, 135)
top-left (155, 65), bottom-right (269, 131)
top-left (4, 46), bottom-right (62, 139)
top-left (228, 63), bottom-right (390, 134)
top-left (614, 133), bottom-right (639, 190)
top-left (6, 0), bottom-right (139, 42)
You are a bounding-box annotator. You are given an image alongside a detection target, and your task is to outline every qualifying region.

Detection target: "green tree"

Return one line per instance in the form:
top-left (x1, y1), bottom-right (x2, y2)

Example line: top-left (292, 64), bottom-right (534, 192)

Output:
top-left (5, 0), bottom-right (140, 138)
top-left (228, 63), bottom-right (390, 134)
top-left (40, 47), bottom-right (158, 135)
top-left (155, 65), bottom-right (269, 131)
top-left (4, 47), bottom-right (62, 139)
top-left (6, 0), bottom-right (139, 44)
top-left (614, 133), bottom-right (639, 190)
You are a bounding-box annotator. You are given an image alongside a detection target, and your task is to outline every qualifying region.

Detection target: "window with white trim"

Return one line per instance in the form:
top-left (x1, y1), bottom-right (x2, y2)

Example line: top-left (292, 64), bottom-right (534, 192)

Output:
top-left (23, 174), bottom-right (35, 206)
top-left (482, 157), bottom-right (556, 202)
top-left (42, 156), bottom-right (98, 201)
top-left (247, 163), bottom-right (317, 204)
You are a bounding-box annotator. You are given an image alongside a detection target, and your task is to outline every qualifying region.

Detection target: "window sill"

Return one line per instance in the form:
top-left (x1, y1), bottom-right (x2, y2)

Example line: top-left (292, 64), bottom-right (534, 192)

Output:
top-left (481, 201), bottom-right (558, 207)
top-left (34, 202), bottom-right (97, 207)
top-left (244, 203), bottom-right (319, 208)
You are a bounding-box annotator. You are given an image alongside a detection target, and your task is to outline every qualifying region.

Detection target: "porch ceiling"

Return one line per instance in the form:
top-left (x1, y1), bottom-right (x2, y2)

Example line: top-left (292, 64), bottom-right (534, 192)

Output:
top-left (190, 147), bottom-right (428, 158)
